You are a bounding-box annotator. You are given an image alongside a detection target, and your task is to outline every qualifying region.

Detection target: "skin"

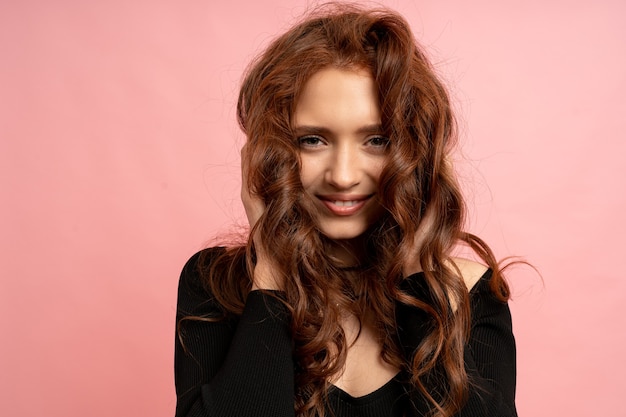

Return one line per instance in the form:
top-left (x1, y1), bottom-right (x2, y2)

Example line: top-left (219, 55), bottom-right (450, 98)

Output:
top-left (294, 67), bottom-right (387, 246)
top-left (241, 67), bottom-right (487, 396)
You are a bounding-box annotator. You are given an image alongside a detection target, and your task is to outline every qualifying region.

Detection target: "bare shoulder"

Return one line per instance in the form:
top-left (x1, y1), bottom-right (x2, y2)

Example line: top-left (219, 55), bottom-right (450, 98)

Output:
top-left (450, 257), bottom-right (488, 292)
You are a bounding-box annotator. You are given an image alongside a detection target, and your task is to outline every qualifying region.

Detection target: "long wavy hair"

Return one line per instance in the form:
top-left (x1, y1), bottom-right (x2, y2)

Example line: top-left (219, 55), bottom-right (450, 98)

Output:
top-left (199, 4), bottom-right (510, 417)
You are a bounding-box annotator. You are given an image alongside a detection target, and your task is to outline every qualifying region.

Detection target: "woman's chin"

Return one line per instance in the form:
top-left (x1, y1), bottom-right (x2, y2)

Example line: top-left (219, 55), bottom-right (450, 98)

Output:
top-left (318, 227), bottom-right (368, 242)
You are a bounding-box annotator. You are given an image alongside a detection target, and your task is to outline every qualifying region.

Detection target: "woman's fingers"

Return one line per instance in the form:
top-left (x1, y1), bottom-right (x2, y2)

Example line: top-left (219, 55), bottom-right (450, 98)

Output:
top-left (240, 144), bottom-right (264, 229)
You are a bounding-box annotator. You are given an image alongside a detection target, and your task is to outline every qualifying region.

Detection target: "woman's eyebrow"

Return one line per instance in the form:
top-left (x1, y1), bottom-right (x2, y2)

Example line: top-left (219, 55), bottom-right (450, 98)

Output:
top-left (357, 124), bottom-right (384, 134)
top-left (294, 125), bottom-right (332, 135)
top-left (294, 124), bottom-right (384, 135)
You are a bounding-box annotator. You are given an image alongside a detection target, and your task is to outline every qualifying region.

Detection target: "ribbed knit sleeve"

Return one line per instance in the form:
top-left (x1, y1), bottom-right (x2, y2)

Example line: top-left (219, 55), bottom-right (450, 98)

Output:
top-left (460, 270), bottom-right (517, 417)
top-left (396, 270), bottom-right (518, 417)
top-left (174, 249), bottom-right (295, 417)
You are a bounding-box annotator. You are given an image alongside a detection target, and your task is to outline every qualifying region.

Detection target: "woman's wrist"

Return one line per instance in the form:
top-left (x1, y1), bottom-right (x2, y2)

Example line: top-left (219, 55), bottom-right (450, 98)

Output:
top-left (252, 258), bottom-right (282, 290)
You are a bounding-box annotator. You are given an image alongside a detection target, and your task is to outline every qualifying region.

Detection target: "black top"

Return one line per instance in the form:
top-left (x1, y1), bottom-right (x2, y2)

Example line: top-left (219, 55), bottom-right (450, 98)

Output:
top-left (175, 248), bottom-right (517, 417)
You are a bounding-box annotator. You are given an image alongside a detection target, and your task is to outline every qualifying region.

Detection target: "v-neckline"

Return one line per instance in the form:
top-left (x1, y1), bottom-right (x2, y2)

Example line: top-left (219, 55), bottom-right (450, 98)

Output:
top-left (329, 372), bottom-right (402, 403)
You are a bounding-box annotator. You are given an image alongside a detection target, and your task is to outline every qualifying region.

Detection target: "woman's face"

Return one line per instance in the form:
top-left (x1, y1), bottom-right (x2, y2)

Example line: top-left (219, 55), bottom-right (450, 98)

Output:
top-left (294, 67), bottom-right (388, 241)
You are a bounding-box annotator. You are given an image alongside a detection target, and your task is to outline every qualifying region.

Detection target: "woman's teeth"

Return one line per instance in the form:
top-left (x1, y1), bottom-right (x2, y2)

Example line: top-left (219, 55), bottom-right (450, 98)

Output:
top-left (332, 200), bottom-right (360, 207)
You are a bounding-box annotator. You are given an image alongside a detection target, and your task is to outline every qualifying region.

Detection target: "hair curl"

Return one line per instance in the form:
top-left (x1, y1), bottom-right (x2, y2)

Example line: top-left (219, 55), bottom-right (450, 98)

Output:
top-left (200, 4), bottom-right (511, 417)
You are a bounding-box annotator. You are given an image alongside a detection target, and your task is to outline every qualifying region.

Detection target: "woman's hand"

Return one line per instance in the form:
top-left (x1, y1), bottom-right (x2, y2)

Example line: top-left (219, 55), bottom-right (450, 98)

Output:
top-left (402, 204), bottom-right (436, 277)
top-left (240, 144), bottom-right (265, 230)
top-left (240, 144), bottom-right (282, 290)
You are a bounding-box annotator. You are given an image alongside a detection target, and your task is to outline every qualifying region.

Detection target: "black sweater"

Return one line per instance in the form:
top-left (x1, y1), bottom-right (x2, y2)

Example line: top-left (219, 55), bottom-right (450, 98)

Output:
top-left (175, 249), bottom-right (517, 416)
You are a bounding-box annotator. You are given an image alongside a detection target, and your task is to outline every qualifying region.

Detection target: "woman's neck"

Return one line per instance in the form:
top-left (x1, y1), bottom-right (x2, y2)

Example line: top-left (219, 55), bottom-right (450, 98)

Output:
top-left (329, 235), bottom-right (368, 269)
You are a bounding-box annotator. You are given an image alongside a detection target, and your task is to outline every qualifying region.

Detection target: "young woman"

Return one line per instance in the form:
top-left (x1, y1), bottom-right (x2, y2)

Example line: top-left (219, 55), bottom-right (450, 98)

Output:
top-left (175, 5), bottom-right (517, 417)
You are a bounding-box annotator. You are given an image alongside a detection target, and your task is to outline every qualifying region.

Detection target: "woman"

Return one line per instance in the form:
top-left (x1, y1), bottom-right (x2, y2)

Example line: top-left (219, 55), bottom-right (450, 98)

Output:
top-left (175, 4), bottom-right (517, 417)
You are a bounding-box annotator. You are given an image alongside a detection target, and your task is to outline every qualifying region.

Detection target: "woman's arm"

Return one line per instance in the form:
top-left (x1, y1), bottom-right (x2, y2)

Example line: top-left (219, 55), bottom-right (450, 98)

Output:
top-left (174, 250), bottom-right (295, 417)
top-left (396, 270), bottom-right (517, 417)
top-left (459, 270), bottom-right (517, 416)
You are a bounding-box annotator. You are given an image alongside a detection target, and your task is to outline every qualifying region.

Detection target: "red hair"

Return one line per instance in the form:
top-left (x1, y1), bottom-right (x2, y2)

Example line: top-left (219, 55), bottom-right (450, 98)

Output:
top-left (200, 4), bottom-right (511, 417)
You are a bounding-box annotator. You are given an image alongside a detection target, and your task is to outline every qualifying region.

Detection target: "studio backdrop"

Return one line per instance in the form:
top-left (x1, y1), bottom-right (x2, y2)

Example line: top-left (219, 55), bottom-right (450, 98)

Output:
top-left (1, 1), bottom-right (624, 416)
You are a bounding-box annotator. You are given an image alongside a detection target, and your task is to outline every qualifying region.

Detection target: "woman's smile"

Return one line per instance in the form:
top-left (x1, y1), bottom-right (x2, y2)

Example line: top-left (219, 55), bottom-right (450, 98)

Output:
top-left (317, 194), bottom-right (373, 216)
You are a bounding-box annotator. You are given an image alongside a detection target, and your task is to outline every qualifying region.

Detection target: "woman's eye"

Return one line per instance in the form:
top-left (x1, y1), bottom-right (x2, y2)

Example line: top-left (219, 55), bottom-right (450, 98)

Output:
top-left (298, 136), bottom-right (323, 147)
top-left (368, 136), bottom-right (390, 148)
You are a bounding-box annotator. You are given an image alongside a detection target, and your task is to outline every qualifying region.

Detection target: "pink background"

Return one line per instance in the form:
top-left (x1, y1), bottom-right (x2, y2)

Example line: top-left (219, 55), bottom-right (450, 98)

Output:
top-left (1, 1), bottom-right (624, 416)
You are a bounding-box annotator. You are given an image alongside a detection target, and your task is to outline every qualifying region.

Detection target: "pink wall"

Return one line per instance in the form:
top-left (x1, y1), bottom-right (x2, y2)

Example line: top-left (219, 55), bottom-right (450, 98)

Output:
top-left (1, 1), bottom-right (624, 416)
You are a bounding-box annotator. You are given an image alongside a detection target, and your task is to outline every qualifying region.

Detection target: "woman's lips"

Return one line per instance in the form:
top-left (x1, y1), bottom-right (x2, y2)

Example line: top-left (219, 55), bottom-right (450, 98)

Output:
top-left (318, 195), bottom-right (371, 216)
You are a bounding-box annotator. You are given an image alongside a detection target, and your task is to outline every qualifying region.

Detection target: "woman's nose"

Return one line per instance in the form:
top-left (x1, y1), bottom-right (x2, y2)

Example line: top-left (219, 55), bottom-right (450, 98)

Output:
top-left (325, 145), bottom-right (360, 189)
